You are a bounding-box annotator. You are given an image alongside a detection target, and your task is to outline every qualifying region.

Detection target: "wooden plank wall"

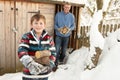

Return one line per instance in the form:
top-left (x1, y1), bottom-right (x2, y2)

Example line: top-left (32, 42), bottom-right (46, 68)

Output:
top-left (78, 24), bottom-right (120, 48)
top-left (0, 1), bottom-right (16, 75)
top-left (0, 1), bottom-right (5, 75)
top-left (99, 24), bottom-right (120, 37)
top-left (77, 26), bottom-right (90, 48)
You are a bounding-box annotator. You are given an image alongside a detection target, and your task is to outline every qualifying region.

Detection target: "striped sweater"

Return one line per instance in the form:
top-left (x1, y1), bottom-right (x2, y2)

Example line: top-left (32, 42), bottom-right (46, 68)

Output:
top-left (18, 30), bottom-right (56, 76)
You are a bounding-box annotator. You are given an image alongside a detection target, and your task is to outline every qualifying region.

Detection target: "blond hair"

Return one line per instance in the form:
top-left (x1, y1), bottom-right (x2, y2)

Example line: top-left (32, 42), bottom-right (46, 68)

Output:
top-left (30, 14), bottom-right (46, 25)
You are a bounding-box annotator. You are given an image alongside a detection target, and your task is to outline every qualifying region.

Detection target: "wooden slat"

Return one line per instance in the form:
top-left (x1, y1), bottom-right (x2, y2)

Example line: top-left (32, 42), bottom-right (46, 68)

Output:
top-left (15, 1), bottom-right (23, 72)
top-left (26, 2), bottom-right (32, 30)
top-left (118, 24), bottom-right (120, 28)
top-left (102, 25), bottom-right (105, 37)
top-left (104, 25), bottom-right (107, 37)
top-left (110, 24), bottom-right (113, 32)
top-left (15, 1), bottom-right (31, 71)
top-left (98, 24), bottom-right (102, 33)
top-left (10, 0), bottom-right (16, 73)
top-left (114, 24), bottom-right (117, 31)
top-left (104, 24), bottom-right (108, 37)
top-left (0, 0), bottom-right (6, 75)
top-left (4, 1), bottom-right (12, 73)
top-left (76, 7), bottom-right (81, 49)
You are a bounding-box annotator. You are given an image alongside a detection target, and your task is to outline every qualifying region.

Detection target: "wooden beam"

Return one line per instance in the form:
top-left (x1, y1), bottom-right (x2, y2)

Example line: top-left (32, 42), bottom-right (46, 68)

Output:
top-left (29, 0), bottom-right (85, 7)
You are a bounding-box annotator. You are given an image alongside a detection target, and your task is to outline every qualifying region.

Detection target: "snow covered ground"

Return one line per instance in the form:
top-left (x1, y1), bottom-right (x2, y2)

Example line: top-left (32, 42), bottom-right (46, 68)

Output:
top-left (1, 29), bottom-right (120, 80)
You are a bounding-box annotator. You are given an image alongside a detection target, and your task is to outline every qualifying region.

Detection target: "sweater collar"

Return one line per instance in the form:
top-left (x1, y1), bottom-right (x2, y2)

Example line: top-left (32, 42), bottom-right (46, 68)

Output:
top-left (30, 29), bottom-right (48, 43)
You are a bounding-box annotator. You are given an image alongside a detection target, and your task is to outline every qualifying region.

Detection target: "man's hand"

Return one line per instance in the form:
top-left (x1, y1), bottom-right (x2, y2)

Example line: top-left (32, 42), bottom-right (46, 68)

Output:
top-left (62, 26), bottom-right (69, 34)
top-left (58, 26), bottom-right (70, 35)
top-left (62, 26), bottom-right (70, 35)
top-left (58, 27), bottom-right (63, 34)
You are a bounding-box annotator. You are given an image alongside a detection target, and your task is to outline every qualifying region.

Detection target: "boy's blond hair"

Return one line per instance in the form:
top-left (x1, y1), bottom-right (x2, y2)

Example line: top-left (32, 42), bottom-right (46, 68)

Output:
top-left (30, 14), bottom-right (46, 25)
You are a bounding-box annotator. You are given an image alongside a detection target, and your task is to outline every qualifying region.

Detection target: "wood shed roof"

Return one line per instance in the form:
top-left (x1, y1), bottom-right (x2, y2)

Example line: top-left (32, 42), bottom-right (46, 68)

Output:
top-left (29, 0), bottom-right (85, 7)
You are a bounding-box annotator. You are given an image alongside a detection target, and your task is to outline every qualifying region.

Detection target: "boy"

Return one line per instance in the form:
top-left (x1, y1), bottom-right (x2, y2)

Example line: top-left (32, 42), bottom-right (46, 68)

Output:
top-left (18, 14), bottom-right (57, 80)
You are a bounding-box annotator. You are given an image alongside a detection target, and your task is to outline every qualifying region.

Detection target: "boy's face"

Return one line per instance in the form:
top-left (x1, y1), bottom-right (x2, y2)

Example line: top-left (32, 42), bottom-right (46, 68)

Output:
top-left (31, 19), bottom-right (45, 34)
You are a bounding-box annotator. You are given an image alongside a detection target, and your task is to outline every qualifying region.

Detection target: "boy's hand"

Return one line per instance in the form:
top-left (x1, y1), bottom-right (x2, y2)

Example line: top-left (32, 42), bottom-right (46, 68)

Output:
top-left (20, 55), bottom-right (50, 75)
top-left (27, 60), bottom-right (50, 75)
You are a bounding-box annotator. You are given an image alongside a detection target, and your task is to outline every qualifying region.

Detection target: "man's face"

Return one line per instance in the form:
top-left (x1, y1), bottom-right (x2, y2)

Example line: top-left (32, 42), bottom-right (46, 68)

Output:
top-left (63, 4), bottom-right (71, 14)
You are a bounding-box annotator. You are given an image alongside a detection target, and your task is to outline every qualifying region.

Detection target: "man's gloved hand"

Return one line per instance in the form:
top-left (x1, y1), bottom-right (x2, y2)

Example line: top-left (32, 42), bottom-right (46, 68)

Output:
top-left (35, 50), bottom-right (51, 59)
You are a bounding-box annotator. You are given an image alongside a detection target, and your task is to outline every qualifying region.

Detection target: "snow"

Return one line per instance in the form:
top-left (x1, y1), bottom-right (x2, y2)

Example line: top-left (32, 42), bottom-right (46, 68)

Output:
top-left (1, 28), bottom-right (120, 80)
top-left (81, 30), bottom-right (120, 80)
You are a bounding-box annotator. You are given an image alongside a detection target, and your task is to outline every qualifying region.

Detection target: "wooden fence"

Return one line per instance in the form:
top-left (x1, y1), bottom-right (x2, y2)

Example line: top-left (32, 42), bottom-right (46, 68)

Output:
top-left (76, 24), bottom-right (120, 48)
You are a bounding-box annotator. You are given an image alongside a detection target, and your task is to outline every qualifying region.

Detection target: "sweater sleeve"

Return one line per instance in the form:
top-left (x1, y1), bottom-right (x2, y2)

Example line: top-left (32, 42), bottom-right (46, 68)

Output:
top-left (70, 14), bottom-right (75, 31)
top-left (17, 33), bottom-right (35, 68)
top-left (18, 33), bottom-right (30, 59)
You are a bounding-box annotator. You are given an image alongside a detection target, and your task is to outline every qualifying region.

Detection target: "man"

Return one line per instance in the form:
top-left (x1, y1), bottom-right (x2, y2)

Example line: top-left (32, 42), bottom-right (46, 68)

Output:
top-left (54, 2), bottom-right (75, 65)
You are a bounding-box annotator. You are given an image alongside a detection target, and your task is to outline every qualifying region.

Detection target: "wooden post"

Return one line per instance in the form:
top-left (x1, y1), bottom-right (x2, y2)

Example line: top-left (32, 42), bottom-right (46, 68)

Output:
top-left (76, 7), bottom-right (81, 49)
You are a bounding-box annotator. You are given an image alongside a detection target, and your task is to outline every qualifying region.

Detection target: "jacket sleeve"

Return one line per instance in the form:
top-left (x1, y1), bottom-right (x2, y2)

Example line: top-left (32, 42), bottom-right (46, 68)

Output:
top-left (18, 33), bottom-right (30, 58)
top-left (70, 14), bottom-right (75, 31)
top-left (18, 33), bottom-right (33, 68)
